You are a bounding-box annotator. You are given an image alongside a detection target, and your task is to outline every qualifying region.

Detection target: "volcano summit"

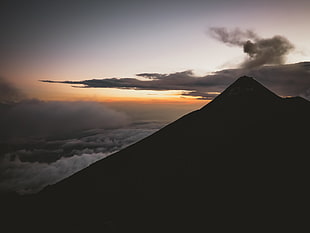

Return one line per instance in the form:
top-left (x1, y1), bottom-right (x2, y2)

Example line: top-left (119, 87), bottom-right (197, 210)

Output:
top-left (3, 76), bottom-right (310, 232)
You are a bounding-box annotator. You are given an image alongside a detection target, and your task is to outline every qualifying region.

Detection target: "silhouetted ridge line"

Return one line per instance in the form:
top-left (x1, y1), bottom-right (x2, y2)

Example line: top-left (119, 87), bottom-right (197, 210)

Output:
top-left (204, 76), bottom-right (281, 109)
top-left (3, 76), bottom-right (310, 233)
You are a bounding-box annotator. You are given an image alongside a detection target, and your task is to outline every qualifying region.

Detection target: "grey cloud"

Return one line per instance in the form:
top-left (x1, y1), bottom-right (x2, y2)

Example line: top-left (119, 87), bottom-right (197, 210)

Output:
top-left (136, 70), bottom-right (194, 80)
top-left (242, 36), bottom-right (294, 68)
top-left (40, 70), bottom-right (196, 91)
top-left (181, 91), bottom-right (219, 100)
top-left (40, 62), bottom-right (310, 100)
top-left (240, 62), bottom-right (310, 97)
top-left (209, 27), bottom-right (258, 47)
top-left (0, 100), bottom-right (129, 140)
top-left (0, 77), bottom-right (25, 103)
top-left (40, 70), bottom-right (232, 99)
top-left (209, 27), bottom-right (294, 68)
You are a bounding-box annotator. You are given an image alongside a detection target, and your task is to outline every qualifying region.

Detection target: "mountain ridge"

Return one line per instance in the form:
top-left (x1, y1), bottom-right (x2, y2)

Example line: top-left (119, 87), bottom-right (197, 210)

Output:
top-left (3, 76), bottom-right (310, 233)
top-left (211, 76), bottom-right (281, 101)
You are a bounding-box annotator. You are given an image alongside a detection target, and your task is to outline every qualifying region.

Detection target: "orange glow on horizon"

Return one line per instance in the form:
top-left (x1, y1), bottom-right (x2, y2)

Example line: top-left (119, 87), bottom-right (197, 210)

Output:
top-left (26, 81), bottom-right (211, 104)
top-left (37, 94), bottom-right (210, 105)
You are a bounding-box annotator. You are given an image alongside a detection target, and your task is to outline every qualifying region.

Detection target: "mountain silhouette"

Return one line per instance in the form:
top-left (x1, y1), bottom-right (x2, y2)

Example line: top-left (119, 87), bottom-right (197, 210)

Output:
top-left (3, 76), bottom-right (310, 232)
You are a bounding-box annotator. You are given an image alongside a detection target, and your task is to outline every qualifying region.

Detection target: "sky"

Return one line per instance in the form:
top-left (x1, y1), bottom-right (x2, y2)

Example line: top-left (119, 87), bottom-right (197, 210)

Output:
top-left (1, 0), bottom-right (309, 102)
top-left (1, 0), bottom-right (310, 194)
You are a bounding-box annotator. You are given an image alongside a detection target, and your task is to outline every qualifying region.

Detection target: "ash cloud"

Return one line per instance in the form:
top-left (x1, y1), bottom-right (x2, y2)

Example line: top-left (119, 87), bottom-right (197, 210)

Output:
top-left (209, 27), bottom-right (259, 47)
top-left (209, 27), bottom-right (294, 68)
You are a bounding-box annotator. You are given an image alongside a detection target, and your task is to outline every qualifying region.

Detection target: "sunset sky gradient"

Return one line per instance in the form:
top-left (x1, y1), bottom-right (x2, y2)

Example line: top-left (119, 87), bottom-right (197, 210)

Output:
top-left (1, 0), bottom-right (309, 104)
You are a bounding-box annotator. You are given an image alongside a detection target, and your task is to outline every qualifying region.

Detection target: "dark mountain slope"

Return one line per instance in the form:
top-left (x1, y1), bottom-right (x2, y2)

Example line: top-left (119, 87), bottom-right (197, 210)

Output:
top-left (4, 76), bottom-right (310, 232)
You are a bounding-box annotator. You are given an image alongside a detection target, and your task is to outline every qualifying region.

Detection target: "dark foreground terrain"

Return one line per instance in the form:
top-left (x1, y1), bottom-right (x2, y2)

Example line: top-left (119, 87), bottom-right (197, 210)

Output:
top-left (3, 76), bottom-right (310, 232)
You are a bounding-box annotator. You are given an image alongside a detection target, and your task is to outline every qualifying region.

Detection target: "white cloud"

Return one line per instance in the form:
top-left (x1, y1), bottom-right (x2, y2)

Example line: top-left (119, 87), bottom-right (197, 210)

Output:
top-left (0, 152), bottom-right (110, 194)
top-left (0, 127), bottom-right (159, 194)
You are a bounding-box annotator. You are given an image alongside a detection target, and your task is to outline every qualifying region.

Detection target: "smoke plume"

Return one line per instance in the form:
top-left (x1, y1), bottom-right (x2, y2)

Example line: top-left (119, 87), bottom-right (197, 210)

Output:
top-left (209, 27), bottom-right (294, 68)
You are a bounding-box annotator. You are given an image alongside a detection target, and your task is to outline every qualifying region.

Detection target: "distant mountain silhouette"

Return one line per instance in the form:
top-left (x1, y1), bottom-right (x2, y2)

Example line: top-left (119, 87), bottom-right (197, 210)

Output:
top-left (3, 76), bottom-right (310, 232)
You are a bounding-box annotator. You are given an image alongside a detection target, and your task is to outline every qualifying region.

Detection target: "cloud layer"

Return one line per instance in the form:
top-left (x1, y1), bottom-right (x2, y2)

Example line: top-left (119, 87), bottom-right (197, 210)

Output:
top-left (209, 27), bottom-right (294, 68)
top-left (0, 100), bottom-right (129, 140)
top-left (0, 83), bottom-right (163, 194)
top-left (41, 62), bottom-right (310, 100)
top-left (0, 126), bottom-right (158, 194)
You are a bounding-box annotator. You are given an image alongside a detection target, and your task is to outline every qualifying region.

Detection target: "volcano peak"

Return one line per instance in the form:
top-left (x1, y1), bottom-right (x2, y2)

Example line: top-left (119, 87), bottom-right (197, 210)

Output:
top-left (208, 76), bottom-right (281, 107)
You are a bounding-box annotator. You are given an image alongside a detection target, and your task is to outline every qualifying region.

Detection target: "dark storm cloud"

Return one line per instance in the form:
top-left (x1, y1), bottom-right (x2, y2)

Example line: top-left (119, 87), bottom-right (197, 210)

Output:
top-left (0, 77), bottom-right (25, 103)
top-left (41, 62), bottom-right (310, 100)
top-left (40, 70), bottom-right (232, 99)
top-left (41, 70), bottom-right (197, 91)
top-left (209, 27), bottom-right (294, 68)
top-left (181, 91), bottom-right (219, 100)
top-left (0, 100), bottom-right (129, 140)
